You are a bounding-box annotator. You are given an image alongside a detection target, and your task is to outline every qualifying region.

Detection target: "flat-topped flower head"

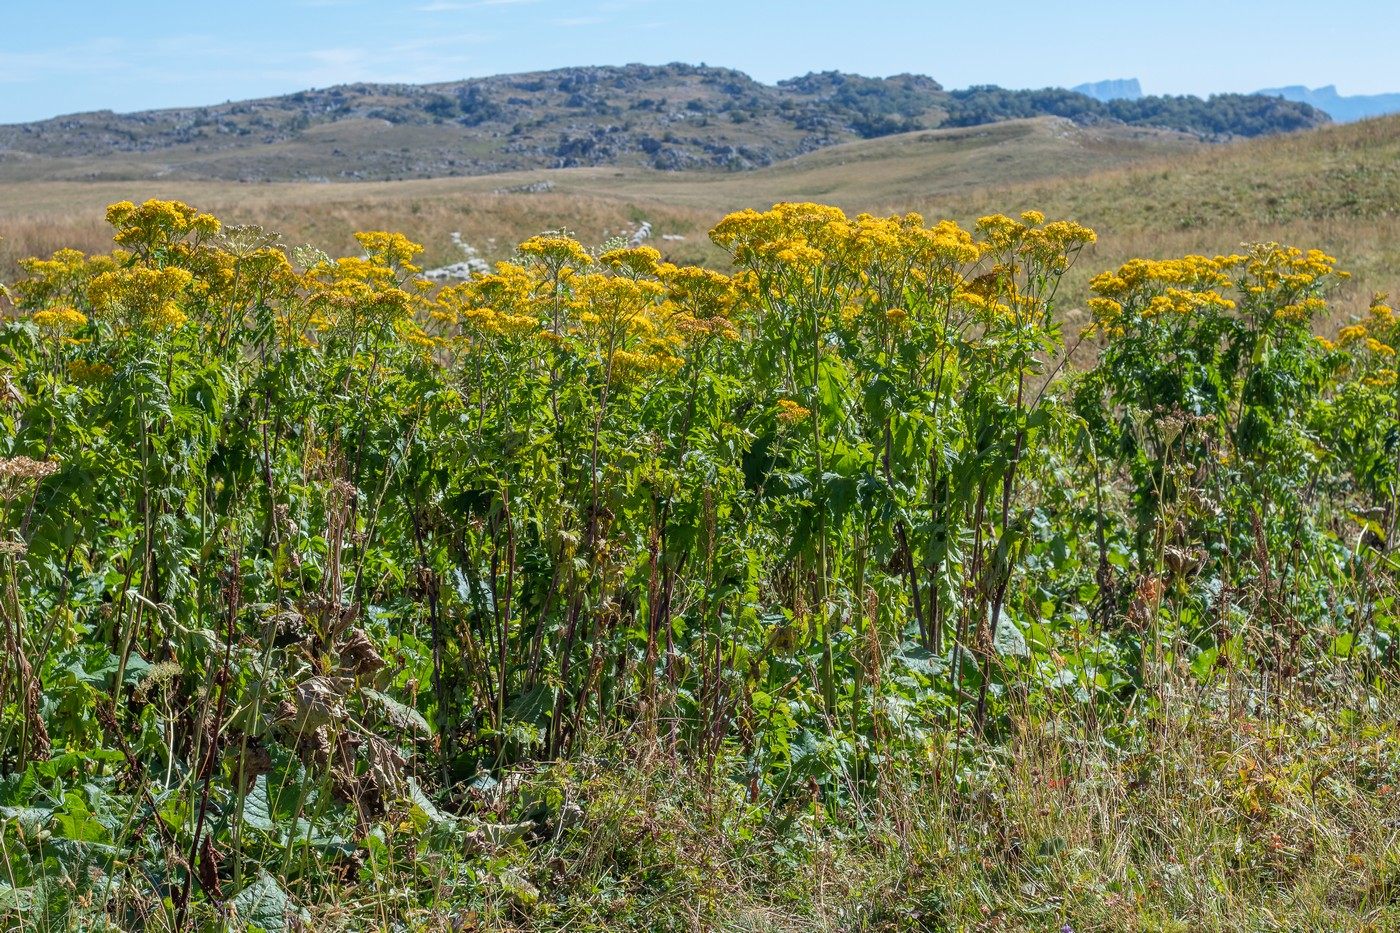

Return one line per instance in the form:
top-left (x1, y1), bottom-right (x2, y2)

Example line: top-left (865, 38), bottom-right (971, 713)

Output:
top-left (519, 234), bottom-right (592, 271)
top-left (87, 266), bottom-right (194, 331)
top-left (106, 199), bottom-right (221, 253)
top-left (600, 245), bottom-right (661, 279)
top-left (776, 398), bottom-right (812, 425)
top-left (355, 231), bottom-right (425, 273)
top-left (31, 305), bottom-right (88, 333)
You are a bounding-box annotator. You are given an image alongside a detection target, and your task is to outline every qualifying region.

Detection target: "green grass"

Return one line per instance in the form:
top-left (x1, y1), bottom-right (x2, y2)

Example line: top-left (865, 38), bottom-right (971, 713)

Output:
top-left (297, 680), bottom-right (1400, 932)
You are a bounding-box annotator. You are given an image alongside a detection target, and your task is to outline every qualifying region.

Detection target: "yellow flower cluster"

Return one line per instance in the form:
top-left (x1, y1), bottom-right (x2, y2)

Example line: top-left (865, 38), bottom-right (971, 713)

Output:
top-left (105, 199), bottom-right (221, 253)
top-left (1239, 243), bottom-right (1337, 292)
top-left (303, 238), bottom-right (430, 334)
top-left (713, 203), bottom-right (992, 277)
top-left (976, 212), bottom-right (1097, 265)
top-left (1367, 293), bottom-right (1395, 325)
top-left (1273, 296), bottom-right (1328, 324)
top-left (776, 398), bottom-right (812, 424)
top-left (1336, 295), bottom-right (1398, 363)
top-left (711, 203), bottom-right (1092, 337)
top-left (1085, 243), bottom-right (1340, 340)
top-left (355, 231), bottom-right (425, 274)
top-left (31, 305), bottom-right (88, 332)
top-left (610, 348), bottom-right (683, 382)
top-left (518, 235), bottom-right (592, 271)
top-left (32, 199), bottom-right (1375, 421)
top-left (600, 245), bottom-right (661, 279)
top-left (1143, 288), bottom-right (1237, 318)
top-left (16, 248), bottom-right (117, 307)
top-left (432, 236), bottom-right (745, 381)
top-left (1090, 256), bottom-right (1232, 301)
top-left (660, 264), bottom-right (746, 339)
top-left (68, 359), bottom-right (114, 383)
top-left (460, 306), bottom-right (539, 338)
top-left (87, 266), bottom-right (194, 330)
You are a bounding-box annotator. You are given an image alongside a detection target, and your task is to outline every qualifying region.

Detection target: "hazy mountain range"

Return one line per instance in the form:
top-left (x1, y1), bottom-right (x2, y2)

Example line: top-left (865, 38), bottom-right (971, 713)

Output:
top-left (1073, 78), bottom-right (1400, 123)
top-left (1255, 85), bottom-right (1400, 123)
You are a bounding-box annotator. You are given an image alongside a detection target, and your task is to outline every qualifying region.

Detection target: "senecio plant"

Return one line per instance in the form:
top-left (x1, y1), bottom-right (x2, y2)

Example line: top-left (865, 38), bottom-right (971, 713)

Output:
top-left (0, 199), bottom-right (1392, 927)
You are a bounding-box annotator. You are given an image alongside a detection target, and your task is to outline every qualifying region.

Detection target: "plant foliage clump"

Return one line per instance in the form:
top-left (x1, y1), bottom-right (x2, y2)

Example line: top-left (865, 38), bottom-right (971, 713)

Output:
top-left (0, 199), bottom-right (1393, 928)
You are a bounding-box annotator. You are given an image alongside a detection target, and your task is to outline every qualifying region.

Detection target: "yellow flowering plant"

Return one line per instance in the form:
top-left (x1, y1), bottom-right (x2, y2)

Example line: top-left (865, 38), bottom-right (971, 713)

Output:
top-left (0, 196), bottom-right (1396, 929)
top-left (1077, 241), bottom-right (1346, 637)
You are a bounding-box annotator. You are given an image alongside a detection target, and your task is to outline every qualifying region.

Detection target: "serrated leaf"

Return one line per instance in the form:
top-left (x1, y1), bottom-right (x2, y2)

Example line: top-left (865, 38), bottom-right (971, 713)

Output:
top-left (241, 776), bottom-right (276, 833)
top-left (0, 806), bottom-right (52, 834)
top-left (0, 881), bottom-right (34, 911)
top-left (363, 688), bottom-right (431, 736)
top-left (993, 612), bottom-right (1029, 658)
top-left (230, 871), bottom-right (304, 932)
top-left (894, 641), bottom-right (946, 675)
top-left (407, 778), bottom-right (452, 828)
top-left (503, 684), bottom-right (554, 726)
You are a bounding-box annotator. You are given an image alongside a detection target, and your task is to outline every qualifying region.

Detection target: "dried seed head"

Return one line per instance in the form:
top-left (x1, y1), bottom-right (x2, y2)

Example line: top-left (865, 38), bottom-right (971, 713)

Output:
top-left (133, 661), bottom-right (184, 703)
top-left (0, 457), bottom-right (58, 499)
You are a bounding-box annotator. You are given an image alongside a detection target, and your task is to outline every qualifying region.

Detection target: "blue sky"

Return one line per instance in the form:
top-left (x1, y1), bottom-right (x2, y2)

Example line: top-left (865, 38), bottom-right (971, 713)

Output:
top-left (2, 0), bottom-right (1396, 123)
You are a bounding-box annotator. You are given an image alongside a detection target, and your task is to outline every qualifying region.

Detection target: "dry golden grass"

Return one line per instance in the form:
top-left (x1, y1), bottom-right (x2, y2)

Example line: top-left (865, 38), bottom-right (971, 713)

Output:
top-left (0, 118), bottom-right (1197, 279)
top-left (3, 114), bottom-right (1396, 323)
top-left (923, 115), bottom-right (1400, 324)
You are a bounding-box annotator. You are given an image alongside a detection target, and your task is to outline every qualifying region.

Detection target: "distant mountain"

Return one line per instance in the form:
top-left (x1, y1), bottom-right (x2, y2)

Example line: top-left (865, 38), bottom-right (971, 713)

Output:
top-left (0, 64), bottom-right (1331, 184)
top-left (1255, 85), bottom-right (1400, 123)
top-left (1072, 79), bottom-right (1143, 102)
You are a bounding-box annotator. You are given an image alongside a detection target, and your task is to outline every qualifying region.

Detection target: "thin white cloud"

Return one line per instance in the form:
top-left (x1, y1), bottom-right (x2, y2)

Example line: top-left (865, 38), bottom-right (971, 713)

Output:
top-left (416, 0), bottom-right (537, 10)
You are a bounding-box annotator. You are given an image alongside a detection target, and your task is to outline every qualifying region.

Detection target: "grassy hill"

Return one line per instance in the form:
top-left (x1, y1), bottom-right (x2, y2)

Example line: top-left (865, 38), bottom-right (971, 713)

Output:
top-left (0, 64), bottom-right (1325, 185)
top-left (931, 113), bottom-right (1400, 325)
top-left (0, 117), bottom-right (1199, 276)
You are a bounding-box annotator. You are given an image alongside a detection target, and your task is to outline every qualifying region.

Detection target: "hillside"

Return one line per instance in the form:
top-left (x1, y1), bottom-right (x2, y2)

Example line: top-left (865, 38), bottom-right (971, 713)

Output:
top-left (0, 117), bottom-right (1201, 278)
top-left (5, 114), bottom-right (1395, 323)
top-left (932, 111), bottom-right (1400, 324)
top-left (0, 64), bottom-right (1327, 184)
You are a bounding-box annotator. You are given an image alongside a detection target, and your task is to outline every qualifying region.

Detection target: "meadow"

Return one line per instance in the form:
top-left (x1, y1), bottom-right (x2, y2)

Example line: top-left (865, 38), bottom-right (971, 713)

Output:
top-left (4, 113), bottom-right (1397, 322)
top-left (0, 118), bottom-right (1397, 932)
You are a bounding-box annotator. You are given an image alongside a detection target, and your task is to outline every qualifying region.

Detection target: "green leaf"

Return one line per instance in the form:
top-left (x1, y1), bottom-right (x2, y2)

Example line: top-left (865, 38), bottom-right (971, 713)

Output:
top-left (407, 778), bottom-right (451, 828)
top-left (1191, 646), bottom-right (1220, 681)
top-left (894, 642), bottom-right (945, 676)
top-left (0, 882), bottom-right (35, 911)
top-left (993, 612), bottom-right (1029, 659)
top-left (503, 684), bottom-right (555, 727)
top-left (363, 689), bottom-right (431, 737)
top-left (231, 872), bottom-right (303, 933)
top-left (53, 793), bottom-right (108, 844)
top-left (241, 776), bottom-right (277, 833)
top-left (0, 806), bottom-right (53, 834)
top-left (1329, 633), bottom-right (1355, 658)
